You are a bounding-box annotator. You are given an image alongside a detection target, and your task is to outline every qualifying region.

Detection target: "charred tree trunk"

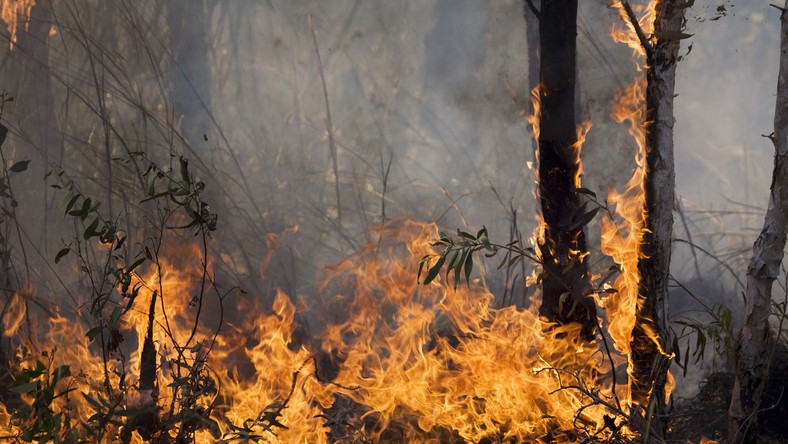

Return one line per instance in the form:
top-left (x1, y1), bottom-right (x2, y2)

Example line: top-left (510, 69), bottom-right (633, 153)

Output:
top-left (727, 4), bottom-right (788, 443)
top-left (628, 0), bottom-right (686, 437)
top-left (535, 0), bottom-right (596, 339)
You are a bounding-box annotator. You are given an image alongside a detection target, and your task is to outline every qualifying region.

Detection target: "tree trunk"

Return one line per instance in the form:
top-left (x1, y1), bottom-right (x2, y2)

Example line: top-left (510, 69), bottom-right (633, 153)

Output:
top-left (628, 0), bottom-right (685, 438)
top-left (535, 0), bottom-right (596, 339)
top-left (728, 4), bottom-right (788, 442)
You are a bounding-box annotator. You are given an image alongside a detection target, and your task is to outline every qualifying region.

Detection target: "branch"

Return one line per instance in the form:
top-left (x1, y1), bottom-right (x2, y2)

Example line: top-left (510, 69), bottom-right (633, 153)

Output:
top-left (524, 0), bottom-right (540, 20)
top-left (621, 0), bottom-right (654, 60)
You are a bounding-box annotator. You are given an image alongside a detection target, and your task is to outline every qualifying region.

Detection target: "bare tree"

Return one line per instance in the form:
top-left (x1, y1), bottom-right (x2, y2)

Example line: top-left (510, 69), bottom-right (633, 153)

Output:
top-left (728, 3), bottom-right (788, 442)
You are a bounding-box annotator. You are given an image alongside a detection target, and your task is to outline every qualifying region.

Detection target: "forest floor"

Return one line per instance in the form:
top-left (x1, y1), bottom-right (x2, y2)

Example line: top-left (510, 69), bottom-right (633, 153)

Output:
top-left (667, 348), bottom-right (788, 443)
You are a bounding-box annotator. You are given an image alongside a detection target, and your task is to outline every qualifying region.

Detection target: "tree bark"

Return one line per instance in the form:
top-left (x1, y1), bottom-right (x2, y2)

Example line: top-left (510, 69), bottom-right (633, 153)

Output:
top-left (728, 4), bottom-right (788, 442)
top-left (535, 0), bottom-right (596, 339)
top-left (628, 0), bottom-right (685, 437)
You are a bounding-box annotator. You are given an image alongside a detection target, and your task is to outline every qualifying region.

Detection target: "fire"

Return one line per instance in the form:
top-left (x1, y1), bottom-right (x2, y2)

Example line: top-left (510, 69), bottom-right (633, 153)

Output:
top-left (317, 221), bottom-right (616, 442)
top-left (0, 220), bottom-right (630, 442)
top-left (0, 0), bottom-right (36, 49)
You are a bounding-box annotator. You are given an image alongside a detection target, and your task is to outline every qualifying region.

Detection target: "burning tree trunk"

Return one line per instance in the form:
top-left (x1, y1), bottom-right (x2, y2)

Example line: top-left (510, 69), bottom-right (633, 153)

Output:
top-left (625, 0), bottom-right (686, 437)
top-left (534, 0), bottom-right (596, 339)
top-left (728, 4), bottom-right (788, 442)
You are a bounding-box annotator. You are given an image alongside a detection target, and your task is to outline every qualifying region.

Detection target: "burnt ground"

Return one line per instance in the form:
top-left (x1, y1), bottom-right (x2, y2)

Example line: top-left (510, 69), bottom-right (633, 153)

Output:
top-left (667, 348), bottom-right (788, 443)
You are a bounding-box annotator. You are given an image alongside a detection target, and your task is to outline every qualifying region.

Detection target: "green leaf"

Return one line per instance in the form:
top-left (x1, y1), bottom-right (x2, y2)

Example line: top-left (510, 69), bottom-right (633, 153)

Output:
top-left (464, 251), bottom-right (473, 286)
top-left (457, 230), bottom-right (476, 240)
top-left (64, 193), bottom-right (81, 216)
top-left (422, 256), bottom-right (445, 285)
top-left (127, 256), bottom-right (146, 272)
top-left (109, 306), bottom-right (123, 327)
top-left (10, 382), bottom-right (38, 394)
top-left (179, 157), bottom-right (191, 186)
top-left (82, 393), bottom-right (104, 411)
top-left (575, 187), bottom-right (597, 198)
top-left (568, 206), bottom-right (600, 230)
top-left (51, 365), bottom-right (71, 385)
top-left (114, 235), bottom-right (127, 251)
top-left (147, 172), bottom-right (157, 196)
top-left (55, 248), bottom-right (70, 264)
top-left (9, 160), bottom-right (30, 173)
top-left (417, 256), bottom-right (428, 283)
top-left (85, 326), bottom-right (103, 342)
top-left (84, 217), bottom-right (100, 240)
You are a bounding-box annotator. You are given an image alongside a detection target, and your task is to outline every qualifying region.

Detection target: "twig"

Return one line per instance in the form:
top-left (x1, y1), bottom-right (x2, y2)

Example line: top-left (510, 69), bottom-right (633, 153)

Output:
top-left (524, 0), bottom-right (541, 20)
top-left (621, 0), bottom-right (654, 60)
top-left (308, 14), bottom-right (342, 234)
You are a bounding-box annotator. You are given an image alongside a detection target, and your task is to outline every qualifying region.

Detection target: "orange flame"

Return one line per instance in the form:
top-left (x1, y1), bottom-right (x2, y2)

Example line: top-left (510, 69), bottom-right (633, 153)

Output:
top-left (0, 0), bottom-right (36, 49)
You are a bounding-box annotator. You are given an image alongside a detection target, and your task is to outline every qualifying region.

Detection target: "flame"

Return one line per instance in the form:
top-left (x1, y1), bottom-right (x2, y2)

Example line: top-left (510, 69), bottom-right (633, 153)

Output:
top-left (0, 0), bottom-right (36, 49)
top-left (0, 219), bottom-right (635, 442)
top-left (317, 221), bottom-right (617, 442)
top-left (573, 121), bottom-right (592, 188)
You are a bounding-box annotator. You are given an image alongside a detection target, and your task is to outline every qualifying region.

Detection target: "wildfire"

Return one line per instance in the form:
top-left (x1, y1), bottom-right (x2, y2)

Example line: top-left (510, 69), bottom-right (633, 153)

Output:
top-left (0, 0), bottom-right (36, 49)
top-left (0, 220), bottom-right (630, 442)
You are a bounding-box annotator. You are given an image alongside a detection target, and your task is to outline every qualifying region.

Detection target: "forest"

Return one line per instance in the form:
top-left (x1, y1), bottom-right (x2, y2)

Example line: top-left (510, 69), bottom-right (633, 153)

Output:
top-left (0, 0), bottom-right (784, 443)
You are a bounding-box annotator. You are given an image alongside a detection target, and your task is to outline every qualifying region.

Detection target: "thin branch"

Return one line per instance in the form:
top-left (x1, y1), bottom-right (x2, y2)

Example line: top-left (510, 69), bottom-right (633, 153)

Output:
top-left (524, 0), bottom-right (541, 20)
top-left (308, 13), bottom-right (342, 234)
top-left (621, 0), bottom-right (654, 60)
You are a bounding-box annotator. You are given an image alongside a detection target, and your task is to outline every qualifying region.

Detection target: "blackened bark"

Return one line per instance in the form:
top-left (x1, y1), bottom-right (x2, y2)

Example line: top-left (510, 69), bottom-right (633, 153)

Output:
top-left (630, 0), bottom-right (685, 437)
top-left (536, 0), bottom-right (595, 339)
top-left (728, 4), bottom-right (788, 443)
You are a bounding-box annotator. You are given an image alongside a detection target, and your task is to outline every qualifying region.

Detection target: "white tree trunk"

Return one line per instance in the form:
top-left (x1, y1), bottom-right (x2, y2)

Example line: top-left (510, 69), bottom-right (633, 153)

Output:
top-left (728, 4), bottom-right (788, 443)
top-left (629, 0), bottom-right (685, 438)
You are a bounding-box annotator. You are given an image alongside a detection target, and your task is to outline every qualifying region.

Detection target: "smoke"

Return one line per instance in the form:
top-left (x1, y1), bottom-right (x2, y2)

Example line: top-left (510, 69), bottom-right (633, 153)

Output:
top-left (0, 0), bottom-right (780, 405)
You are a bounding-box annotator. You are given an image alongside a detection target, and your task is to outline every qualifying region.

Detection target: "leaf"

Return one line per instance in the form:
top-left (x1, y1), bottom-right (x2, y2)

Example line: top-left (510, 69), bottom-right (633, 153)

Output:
top-left (446, 250), bottom-right (460, 271)
top-left (417, 257), bottom-right (427, 283)
top-left (575, 187), bottom-right (597, 198)
top-left (179, 157), bottom-right (191, 186)
top-left (85, 326), bottom-right (103, 342)
top-left (0, 124), bottom-right (7, 147)
top-left (422, 256), bottom-right (445, 285)
top-left (656, 30), bottom-right (693, 41)
top-left (109, 306), bottom-right (123, 327)
top-left (51, 365), bottom-right (71, 385)
top-left (464, 249), bottom-right (473, 286)
top-left (568, 206), bottom-right (600, 230)
top-left (55, 248), bottom-right (70, 264)
top-left (9, 160), bottom-right (30, 173)
top-left (458, 230), bottom-right (476, 240)
top-left (147, 172), bottom-right (157, 196)
top-left (82, 393), bottom-right (104, 411)
top-left (64, 193), bottom-right (81, 216)
top-left (10, 382), bottom-right (38, 394)
top-left (497, 254), bottom-right (508, 270)
top-left (127, 256), bottom-right (146, 272)
top-left (84, 217), bottom-right (100, 240)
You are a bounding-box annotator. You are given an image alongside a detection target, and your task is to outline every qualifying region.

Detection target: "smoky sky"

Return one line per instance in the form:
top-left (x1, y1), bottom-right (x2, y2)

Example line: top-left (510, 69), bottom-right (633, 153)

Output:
top-left (0, 0), bottom-right (781, 395)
